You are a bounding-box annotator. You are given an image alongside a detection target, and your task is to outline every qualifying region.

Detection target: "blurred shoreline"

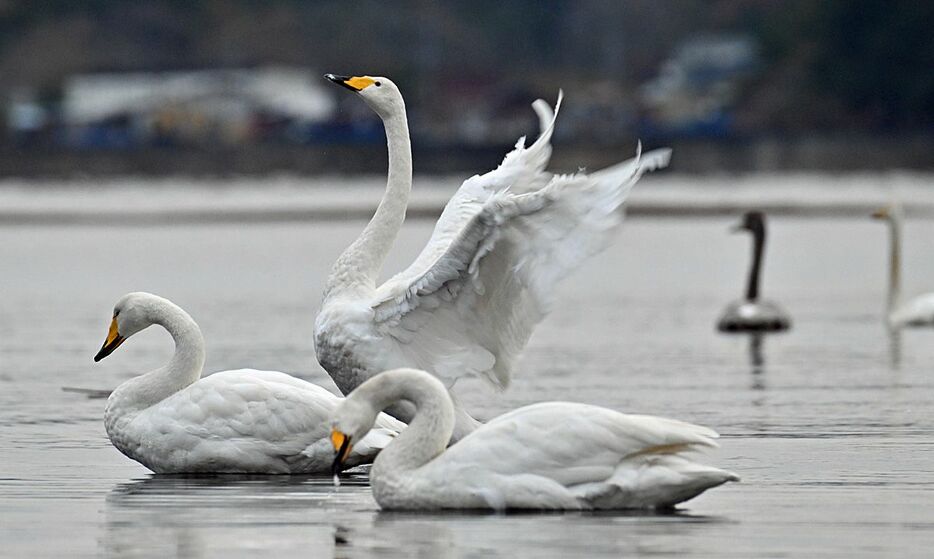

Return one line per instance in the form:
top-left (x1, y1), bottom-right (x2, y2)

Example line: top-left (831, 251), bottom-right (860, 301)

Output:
top-left (1, 172), bottom-right (932, 225)
top-left (1, 135), bottom-right (932, 179)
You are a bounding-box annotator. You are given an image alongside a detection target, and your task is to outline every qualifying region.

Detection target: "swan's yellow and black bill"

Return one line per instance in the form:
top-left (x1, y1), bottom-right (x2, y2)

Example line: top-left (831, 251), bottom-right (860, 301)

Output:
top-left (871, 207), bottom-right (889, 219)
top-left (94, 317), bottom-right (126, 362)
top-left (324, 74), bottom-right (375, 92)
top-left (330, 430), bottom-right (353, 478)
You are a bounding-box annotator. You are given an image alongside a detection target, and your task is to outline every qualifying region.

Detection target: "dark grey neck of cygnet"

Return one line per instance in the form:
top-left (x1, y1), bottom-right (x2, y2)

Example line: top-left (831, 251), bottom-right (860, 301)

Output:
top-left (745, 218), bottom-right (766, 301)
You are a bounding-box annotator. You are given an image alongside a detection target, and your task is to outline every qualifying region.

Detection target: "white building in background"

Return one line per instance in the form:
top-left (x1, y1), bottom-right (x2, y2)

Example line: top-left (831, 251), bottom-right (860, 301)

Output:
top-left (641, 35), bottom-right (759, 136)
top-left (61, 67), bottom-right (336, 145)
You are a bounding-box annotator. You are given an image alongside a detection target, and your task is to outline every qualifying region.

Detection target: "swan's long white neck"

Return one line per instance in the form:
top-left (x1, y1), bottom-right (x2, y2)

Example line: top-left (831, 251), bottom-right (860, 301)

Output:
top-left (885, 214), bottom-right (902, 312)
top-left (105, 299), bottom-right (206, 421)
top-left (326, 102), bottom-right (412, 297)
top-left (352, 369), bottom-right (454, 478)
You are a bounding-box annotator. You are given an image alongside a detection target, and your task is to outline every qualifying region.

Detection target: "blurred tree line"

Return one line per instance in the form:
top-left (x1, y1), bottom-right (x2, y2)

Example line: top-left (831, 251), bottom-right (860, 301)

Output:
top-left (0, 0), bottom-right (931, 133)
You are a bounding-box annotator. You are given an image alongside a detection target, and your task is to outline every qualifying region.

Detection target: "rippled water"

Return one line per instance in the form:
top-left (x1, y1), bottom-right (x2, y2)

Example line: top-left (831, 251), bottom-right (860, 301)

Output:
top-left (2, 212), bottom-right (934, 557)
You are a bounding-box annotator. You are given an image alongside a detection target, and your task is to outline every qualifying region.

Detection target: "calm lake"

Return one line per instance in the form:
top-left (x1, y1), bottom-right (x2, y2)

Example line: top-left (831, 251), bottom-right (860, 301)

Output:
top-left (2, 191), bottom-right (933, 557)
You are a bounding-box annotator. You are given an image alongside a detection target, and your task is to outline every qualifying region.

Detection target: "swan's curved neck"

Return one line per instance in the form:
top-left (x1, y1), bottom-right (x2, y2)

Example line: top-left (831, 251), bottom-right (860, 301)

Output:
top-left (356, 369), bottom-right (454, 477)
top-left (746, 225), bottom-right (765, 301)
top-left (326, 106), bottom-right (412, 297)
top-left (886, 216), bottom-right (902, 311)
top-left (107, 300), bottom-right (206, 416)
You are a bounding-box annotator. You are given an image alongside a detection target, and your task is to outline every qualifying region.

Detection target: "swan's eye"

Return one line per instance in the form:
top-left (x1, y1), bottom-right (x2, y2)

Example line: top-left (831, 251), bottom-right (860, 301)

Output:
top-left (113, 309), bottom-right (120, 317)
top-left (375, 81), bottom-right (382, 87)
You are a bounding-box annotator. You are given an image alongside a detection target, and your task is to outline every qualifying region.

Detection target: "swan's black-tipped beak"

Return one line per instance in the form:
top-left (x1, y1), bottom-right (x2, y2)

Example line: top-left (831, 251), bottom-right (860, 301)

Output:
top-left (324, 74), bottom-right (360, 92)
top-left (94, 317), bottom-right (125, 362)
top-left (94, 335), bottom-right (125, 362)
top-left (331, 433), bottom-right (352, 479)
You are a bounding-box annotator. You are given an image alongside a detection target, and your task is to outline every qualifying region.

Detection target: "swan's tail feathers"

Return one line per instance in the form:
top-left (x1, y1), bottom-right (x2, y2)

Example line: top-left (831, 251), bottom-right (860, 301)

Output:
top-left (634, 456), bottom-right (739, 510)
top-left (570, 414), bottom-right (735, 510)
top-left (576, 452), bottom-right (738, 510)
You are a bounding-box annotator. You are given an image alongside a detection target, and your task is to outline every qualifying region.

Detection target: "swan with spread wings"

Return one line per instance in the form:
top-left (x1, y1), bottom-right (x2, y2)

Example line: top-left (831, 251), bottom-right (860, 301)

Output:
top-left (315, 74), bottom-right (670, 441)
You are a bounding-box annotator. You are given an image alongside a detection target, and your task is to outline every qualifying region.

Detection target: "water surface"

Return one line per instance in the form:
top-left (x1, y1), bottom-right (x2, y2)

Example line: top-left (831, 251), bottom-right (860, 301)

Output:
top-left (2, 210), bottom-right (933, 557)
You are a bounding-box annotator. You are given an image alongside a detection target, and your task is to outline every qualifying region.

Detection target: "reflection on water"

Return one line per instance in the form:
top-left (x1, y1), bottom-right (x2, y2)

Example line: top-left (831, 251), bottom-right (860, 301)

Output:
top-left (720, 332), bottom-right (768, 390)
top-left (887, 327), bottom-right (903, 369)
top-left (748, 333), bottom-right (766, 391)
top-left (103, 475), bottom-right (365, 557)
top-left (101, 475), bottom-right (725, 559)
top-left (61, 386), bottom-right (112, 399)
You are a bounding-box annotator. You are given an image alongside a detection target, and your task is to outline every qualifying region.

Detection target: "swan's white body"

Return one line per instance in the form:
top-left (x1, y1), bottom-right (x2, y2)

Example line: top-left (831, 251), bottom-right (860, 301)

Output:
top-left (875, 206), bottom-right (934, 328)
top-left (98, 292), bottom-right (403, 474)
top-left (718, 300), bottom-right (790, 332)
top-left (331, 368), bottom-right (738, 511)
top-left (890, 294), bottom-right (934, 327)
top-left (315, 75), bottom-right (671, 441)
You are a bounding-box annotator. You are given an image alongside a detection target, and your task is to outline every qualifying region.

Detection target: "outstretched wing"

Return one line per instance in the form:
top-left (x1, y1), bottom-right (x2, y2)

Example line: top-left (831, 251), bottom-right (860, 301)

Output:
top-left (371, 137), bottom-right (670, 389)
top-left (384, 92), bottom-right (564, 287)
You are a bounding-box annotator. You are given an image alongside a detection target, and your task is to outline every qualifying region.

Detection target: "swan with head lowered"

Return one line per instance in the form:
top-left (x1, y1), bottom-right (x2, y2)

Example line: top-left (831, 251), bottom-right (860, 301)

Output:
top-left (717, 211), bottom-right (791, 332)
top-left (315, 74), bottom-right (671, 442)
top-left (872, 204), bottom-right (934, 327)
top-left (94, 292), bottom-right (403, 474)
top-left (330, 368), bottom-right (737, 511)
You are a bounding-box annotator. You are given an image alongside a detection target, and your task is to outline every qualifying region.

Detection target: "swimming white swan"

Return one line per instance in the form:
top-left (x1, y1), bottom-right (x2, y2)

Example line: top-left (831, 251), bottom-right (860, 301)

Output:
top-left (717, 211), bottom-right (791, 332)
top-left (94, 292), bottom-right (403, 474)
top-left (330, 368), bottom-right (737, 511)
top-left (315, 74), bottom-right (671, 442)
top-left (872, 205), bottom-right (934, 327)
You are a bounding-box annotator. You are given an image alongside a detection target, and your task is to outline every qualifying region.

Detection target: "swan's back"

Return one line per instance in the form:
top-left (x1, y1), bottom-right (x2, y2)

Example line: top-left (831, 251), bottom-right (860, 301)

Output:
top-left (108, 369), bottom-right (400, 474)
top-left (891, 293), bottom-right (934, 327)
top-left (717, 300), bottom-right (792, 332)
top-left (393, 402), bottom-right (736, 510)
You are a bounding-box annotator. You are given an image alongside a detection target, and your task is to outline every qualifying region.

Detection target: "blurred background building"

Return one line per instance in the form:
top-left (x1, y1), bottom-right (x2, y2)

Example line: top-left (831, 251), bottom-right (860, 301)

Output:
top-left (0, 0), bottom-right (931, 176)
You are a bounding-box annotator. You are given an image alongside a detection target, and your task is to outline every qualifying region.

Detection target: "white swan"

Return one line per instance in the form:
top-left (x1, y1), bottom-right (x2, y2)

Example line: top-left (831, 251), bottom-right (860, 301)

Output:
top-left (315, 74), bottom-right (671, 442)
top-left (717, 211), bottom-right (791, 332)
top-left (94, 292), bottom-right (403, 474)
top-left (330, 368), bottom-right (737, 511)
top-left (872, 205), bottom-right (934, 327)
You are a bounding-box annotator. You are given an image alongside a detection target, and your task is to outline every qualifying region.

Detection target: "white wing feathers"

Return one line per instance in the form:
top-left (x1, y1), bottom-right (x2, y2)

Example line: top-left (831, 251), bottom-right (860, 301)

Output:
top-left (385, 91), bottom-right (565, 285)
top-left (441, 402), bottom-right (721, 486)
top-left (171, 369), bottom-right (404, 468)
top-left (371, 95), bottom-right (670, 389)
top-left (344, 412), bottom-right (407, 462)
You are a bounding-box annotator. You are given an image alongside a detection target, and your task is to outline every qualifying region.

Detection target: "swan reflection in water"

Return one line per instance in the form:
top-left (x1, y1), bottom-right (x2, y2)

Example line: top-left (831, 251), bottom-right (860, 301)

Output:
top-left (887, 327), bottom-right (902, 370)
top-left (334, 509), bottom-right (725, 558)
top-left (748, 333), bottom-right (766, 390)
top-left (102, 474), bottom-right (366, 558)
top-left (102, 474), bottom-right (727, 558)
